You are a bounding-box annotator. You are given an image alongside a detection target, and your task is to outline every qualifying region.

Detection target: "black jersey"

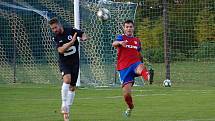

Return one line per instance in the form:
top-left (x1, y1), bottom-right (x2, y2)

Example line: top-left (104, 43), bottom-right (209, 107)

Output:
top-left (53, 27), bottom-right (84, 65)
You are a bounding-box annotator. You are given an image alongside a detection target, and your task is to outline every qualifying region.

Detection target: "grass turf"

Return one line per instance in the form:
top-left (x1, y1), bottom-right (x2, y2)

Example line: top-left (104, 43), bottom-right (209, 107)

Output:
top-left (0, 84), bottom-right (215, 121)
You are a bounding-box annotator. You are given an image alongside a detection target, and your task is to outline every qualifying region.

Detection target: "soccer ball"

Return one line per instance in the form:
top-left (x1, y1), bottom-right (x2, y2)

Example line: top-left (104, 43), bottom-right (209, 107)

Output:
top-left (163, 79), bottom-right (171, 87)
top-left (97, 8), bottom-right (111, 21)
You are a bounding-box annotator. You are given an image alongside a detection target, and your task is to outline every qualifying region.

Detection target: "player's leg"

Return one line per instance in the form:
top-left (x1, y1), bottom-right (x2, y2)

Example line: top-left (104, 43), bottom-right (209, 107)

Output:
top-left (135, 63), bottom-right (150, 81)
top-left (64, 85), bottom-right (75, 121)
top-left (123, 83), bottom-right (134, 110)
top-left (61, 73), bottom-right (71, 110)
top-left (123, 82), bottom-right (134, 117)
top-left (60, 66), bottom-right (72, 121)
top-left (119, 67), bottom-right (135, 117)
top-left (66, 85), bottom-right (76, 114)
top-left (65, 63), bottom-right (79, 120)
top-left (61, 74), bottom-right (71, 121)
top-left (67, 86), bottom-right (76, 108)
top-left (67, 63), bottom-right (78, 108)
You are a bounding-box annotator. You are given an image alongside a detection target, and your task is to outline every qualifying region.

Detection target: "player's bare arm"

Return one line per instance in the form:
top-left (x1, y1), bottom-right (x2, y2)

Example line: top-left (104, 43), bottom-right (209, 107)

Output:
top-left (58, 32), bottom-right (77, 54)
top-left (112, 41), bottom-right (127, 48)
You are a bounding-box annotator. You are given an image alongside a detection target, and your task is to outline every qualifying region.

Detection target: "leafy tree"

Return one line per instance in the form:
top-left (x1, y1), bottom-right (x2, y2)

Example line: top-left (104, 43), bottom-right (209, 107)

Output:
top-left (195, 8), bottom-right (215, 43)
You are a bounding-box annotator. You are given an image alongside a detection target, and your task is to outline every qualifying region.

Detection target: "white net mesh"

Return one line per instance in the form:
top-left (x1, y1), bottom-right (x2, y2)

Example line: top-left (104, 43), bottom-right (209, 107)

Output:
top-left (136, 0), bottom-right (215, 86)
top-left (79, 0), bottom-right (138, 86)
top-left (167, 0), bottom-right (215, 86)
top-left (0, 0), bottom-right (138, 86)
top-left (0, 1), bottom-right (60, 84)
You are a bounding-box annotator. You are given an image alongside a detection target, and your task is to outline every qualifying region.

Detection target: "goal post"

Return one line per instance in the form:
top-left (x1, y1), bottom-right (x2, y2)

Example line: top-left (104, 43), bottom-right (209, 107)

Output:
top-left (74, 0), bottom-right (81, 86)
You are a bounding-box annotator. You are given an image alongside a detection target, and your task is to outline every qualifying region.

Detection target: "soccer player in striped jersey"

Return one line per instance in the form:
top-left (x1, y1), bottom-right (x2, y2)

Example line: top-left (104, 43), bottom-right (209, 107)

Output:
top-left (49, 18), bottom-right (87, 121)
top-left (112, 20), bottom-right (150, 117)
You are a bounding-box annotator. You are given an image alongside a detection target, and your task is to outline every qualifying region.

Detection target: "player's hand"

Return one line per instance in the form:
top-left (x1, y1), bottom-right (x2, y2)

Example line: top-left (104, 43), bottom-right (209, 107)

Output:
top-left (69, 32), bottom-right (77, 43)
top-left (119, 41), bottom-right (127, 47)
top-left (81, 33), bottom-right (88, 41)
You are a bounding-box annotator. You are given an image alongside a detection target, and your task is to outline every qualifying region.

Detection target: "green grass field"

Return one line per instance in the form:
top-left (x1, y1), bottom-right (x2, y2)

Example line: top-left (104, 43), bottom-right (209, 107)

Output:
top-left (0, 84), bottom-right (214, 121)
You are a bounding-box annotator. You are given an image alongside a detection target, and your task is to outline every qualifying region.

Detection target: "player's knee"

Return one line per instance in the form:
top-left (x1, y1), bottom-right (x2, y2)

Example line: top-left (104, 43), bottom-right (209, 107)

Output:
top-left (136, 63), bottom-right (145, 75)
top-left (123, 91), bottom-right (131, 97)
top-left (123, 83), bottom-right (132, 95)
top-left (63, 74), bottom-right (71, 84)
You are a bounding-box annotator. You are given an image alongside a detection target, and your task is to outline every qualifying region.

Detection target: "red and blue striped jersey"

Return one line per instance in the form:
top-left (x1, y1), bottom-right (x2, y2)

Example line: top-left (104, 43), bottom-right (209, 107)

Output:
top-left (116, 34), bottom-right (142, 70)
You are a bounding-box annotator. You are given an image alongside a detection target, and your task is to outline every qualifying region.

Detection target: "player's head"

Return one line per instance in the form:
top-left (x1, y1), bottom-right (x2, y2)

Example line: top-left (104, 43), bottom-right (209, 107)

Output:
top-left (49, 17), bottom-right (63, 35)
top-left (123, 20), bottom-right (134, 36)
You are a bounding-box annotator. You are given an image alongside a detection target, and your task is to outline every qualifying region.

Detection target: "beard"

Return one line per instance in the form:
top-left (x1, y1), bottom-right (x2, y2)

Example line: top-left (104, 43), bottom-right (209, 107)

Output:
top-left (54, 29), bottom-right (62, 35)
top-left (55, 31), bottom-right (60, 35)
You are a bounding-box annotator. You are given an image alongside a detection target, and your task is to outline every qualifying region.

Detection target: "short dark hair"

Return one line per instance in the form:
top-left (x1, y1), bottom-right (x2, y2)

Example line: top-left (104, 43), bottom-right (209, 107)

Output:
top-left (48, 17), bottom-right (60, 25)
top-left (123, 20), bottom-right (134, 26)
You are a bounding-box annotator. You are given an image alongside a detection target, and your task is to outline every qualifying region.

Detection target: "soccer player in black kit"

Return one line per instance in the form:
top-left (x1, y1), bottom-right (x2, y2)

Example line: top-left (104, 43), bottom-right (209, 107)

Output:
top-left (49, 18), bottom-right (87, 121)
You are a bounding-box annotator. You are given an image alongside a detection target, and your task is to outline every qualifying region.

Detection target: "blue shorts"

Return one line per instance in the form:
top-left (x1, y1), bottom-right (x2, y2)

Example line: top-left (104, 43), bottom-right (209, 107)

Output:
top-left (118, 62), bottom-right (141, 86)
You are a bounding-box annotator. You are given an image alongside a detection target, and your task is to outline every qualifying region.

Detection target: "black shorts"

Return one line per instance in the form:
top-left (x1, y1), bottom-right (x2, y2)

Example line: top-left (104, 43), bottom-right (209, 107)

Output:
top-left (59, 63), bottom-right (79, 86)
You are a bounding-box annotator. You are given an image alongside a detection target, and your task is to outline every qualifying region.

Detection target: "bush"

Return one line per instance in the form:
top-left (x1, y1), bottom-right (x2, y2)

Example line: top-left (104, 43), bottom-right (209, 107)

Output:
top-left (193, 42), bottom-right (215, 60)
top-left (170, 49), bottom-right (187, 61)
top-left (143, 47), bottom-right (164, 63)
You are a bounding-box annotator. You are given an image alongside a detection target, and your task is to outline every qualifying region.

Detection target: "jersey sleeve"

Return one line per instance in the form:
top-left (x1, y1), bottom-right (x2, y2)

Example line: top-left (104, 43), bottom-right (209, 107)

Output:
top-left (116, 35), bottom-right (123, 41)
top-left (53, 37), bottom-right (63, 48)
top-left (73, 28), bottom-right (84, 37)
